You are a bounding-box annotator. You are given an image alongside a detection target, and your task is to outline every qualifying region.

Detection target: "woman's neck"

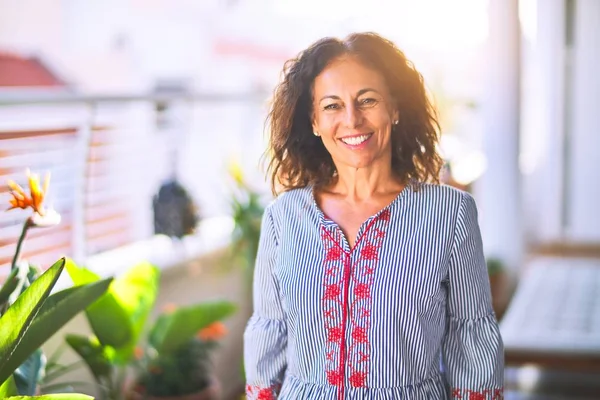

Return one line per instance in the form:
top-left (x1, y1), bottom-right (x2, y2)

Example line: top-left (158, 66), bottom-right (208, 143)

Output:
top-left (326, 165), bottom-right (404, 203)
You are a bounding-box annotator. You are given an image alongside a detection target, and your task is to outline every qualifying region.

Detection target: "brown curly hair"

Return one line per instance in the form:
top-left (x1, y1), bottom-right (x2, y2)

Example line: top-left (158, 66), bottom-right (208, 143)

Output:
top-left (265, 32), bottom-right (443, 195)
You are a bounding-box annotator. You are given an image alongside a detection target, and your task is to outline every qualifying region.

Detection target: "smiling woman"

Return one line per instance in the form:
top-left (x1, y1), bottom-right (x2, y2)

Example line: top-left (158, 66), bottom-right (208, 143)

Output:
top-left (245, 32), bottom-right (504, 400)
top-left (266, 32), bottom-right (442, 195)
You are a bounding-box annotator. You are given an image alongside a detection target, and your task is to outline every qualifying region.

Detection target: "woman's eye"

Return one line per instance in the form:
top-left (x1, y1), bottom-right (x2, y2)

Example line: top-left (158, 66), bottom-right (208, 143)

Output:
top-left (360, 98), bottom-right (377, 106)
top-left (323, 104), bottom-right (340, 111)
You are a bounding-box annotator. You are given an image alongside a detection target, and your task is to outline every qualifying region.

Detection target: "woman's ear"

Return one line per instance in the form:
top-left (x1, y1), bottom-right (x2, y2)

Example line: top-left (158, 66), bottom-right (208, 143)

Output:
top-left (311, 113), bottom-right (319, 136)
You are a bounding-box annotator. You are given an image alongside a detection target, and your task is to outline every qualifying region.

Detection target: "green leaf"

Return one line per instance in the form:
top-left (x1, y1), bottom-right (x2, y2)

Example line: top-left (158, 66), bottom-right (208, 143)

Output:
top-left (65, 260), bottom-right (131, 348)
top-left (0, 268), bottom-right (21, 307)
top-left (149, 301), bottom-right (237, 353)
top-left (67, 261), bottom-right (159, 360)
top-left (43, 360), bottom-right (86, 383)
top-left (14, 349), bottom-right (46, 395)
top-left (106, 262), bottom-right (160, 364)
top-left (6, 395), bottom-right (93, 399)
top-left (64, 334), bottom-right (113, 384)
top-left (64, 259), bottom-right (100, 286)
top-left (0, 258), bottom-right (65, 385)
top-left (0, 375), bottom-right (18, 397)
top-left (2, 278), bottom-right (113, 385)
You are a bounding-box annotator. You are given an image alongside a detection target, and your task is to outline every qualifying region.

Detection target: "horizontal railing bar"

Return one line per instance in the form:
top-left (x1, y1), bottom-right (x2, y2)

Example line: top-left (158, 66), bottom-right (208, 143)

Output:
top-left (0, 89), bottom-right (269, 106)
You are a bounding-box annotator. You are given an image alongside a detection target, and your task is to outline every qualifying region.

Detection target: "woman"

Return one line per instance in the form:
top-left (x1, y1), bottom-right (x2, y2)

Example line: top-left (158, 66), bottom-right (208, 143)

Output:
top-left (244, 32), bottom-right (504, 400)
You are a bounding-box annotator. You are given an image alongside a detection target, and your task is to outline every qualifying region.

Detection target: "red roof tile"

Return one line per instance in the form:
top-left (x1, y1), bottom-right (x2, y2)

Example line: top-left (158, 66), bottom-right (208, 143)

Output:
top-left (0, 51), bottom-right (64, 87)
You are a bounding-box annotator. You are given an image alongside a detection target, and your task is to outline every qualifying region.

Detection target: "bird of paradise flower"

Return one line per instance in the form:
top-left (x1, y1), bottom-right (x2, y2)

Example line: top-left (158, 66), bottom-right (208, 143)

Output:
top-left (5, 169), bottom-right (61, 271)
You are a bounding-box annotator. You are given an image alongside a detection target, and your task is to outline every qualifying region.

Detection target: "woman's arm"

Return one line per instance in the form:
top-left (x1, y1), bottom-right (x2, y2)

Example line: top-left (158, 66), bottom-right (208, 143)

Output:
top-left (442, 192), bottom-right (504, 399)
top-left (244, 206), bottom-right (287, 399)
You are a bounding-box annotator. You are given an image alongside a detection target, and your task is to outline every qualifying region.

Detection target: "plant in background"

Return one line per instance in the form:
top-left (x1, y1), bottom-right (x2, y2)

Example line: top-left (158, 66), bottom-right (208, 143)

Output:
top-left (64, 261), bottom-right (160, 400)
top-left (486, 257), bottom-right (505, 277)
top-left (64, 261), bottom-right (236, 400)
top-left (0, 169), bottom-right (112, 399)
top-left (130, 302), bottom-right (236, 400)
top-left (226, 161), bottom-right (268, 391)
top-left (227, 162), bottom-right (267, 281)
top-left (486, 257), bottom-right (508, 318)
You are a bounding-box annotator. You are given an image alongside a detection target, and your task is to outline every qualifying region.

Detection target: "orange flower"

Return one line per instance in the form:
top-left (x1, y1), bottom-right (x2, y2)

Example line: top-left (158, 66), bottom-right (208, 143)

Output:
top-left (7, 169), bottom-right (50, 215)
top-left (161, 303), bottom-right (178, 314)
top-left (197, 322), bottom-right (227, 341)
top-left (134, 346), bottom-right (144, 360)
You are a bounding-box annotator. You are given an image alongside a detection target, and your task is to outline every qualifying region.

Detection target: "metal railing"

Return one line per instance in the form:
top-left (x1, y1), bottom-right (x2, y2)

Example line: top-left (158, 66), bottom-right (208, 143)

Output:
top-left (0, 88), bottom-right (267, 266)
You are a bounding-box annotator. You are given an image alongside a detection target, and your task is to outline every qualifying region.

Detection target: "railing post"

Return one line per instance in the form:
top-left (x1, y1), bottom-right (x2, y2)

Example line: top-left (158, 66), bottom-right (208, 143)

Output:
top-left (72, 102), bottom-right (95, 264)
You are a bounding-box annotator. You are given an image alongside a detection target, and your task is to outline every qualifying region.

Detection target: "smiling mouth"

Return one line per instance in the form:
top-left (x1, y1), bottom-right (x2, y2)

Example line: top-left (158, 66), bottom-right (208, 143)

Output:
top-left (340, 133), bottom-right (373, 146)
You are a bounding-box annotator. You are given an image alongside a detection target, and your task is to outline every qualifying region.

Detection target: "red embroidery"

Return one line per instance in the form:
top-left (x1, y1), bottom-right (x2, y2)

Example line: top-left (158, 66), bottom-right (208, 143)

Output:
top-left (451, 388), bottom-right (504, 400)
top-left (326, 369), bottom-right (343, 386)
top-left (246, 383), bottom-right (280, 400)
top-left (320, 210), bottom-right (390, 399)
top-left (379, 209), bottom-right (391, 221)
top-left (349, 371), bottom-right (367, 388)
top-left (359, 244), bottom-right (379, 261)
top-left (326, 350), bottom-right (335, 361)
top-left (325, 246), bottom-right (344, 261)
top-left (354, 283), bottom-right (370, 299)
top-left (324, 284), bottom-right (342, 300)
top-left (327, 326), bottom-right (343, 342)
top-left (468, 391), bottom-right (486, 400)
top-left (321, 228), bottom-right (346, 397)
top-left (351, 326), bottom-right (368, 343)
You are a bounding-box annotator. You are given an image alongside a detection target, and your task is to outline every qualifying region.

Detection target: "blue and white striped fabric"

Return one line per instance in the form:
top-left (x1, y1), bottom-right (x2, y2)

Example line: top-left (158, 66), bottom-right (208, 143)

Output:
top-left (244, 182), bottom-right (504, 400)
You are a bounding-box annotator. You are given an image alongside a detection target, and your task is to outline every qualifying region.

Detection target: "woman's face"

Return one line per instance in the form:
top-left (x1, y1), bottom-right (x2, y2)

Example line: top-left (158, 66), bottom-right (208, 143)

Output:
top-left (311, 56), bottom-right (398, 172)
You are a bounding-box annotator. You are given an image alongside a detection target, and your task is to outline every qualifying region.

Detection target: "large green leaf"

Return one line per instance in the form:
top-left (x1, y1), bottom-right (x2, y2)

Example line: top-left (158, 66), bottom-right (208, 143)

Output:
top-left (0, 259), bottom-right (65, 385)
top-left (65, 260), bottom-right (131, 348)
top-left (13, 348), bottom-right (46, 395)
top-left (0, 375), bottom-right (18, 397)
top-left (149, 301), bottom-right (237, 353)
top-left (64, 260), bottom-right (100, 286)
top-left (64, 335), bottom-right (113, 384)
top-left (3, 278), bottom-right (113, 384)
top-left (106, 262), bottom-right (160, 364)
top-left (6, 395), bottom-right (93, 399)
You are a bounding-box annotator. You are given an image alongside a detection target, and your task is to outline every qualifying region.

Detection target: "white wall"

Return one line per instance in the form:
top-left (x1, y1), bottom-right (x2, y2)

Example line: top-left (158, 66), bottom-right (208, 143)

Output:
top-left (567, 0), bottom-right (600, 242)
top-left (520, 0), bottom-right (600, 244)
top-left (519, 0), bottom-right (567, 244)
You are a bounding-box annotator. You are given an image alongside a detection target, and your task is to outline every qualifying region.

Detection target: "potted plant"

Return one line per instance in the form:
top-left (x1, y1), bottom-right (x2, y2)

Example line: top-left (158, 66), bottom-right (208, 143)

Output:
top-left (0, 169), bottom-right (112, 399)
top-left (129, 303), bottom-right (235, 400)
top-left (64, 261), bottom-right (236, 400)
top-left (487, 257), bottom-right (508, 318)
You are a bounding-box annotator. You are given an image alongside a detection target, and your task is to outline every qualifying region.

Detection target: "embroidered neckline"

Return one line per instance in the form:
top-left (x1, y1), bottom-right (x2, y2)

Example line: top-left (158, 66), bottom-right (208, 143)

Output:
top-left (308, 181), bottom-right (411, 243)
top-left (320, 209), bottom-right (391, 400)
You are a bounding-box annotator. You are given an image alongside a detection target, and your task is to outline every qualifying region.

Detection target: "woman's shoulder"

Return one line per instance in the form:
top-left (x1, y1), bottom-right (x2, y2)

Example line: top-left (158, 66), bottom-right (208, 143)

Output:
top-left (409, 181), bottom-right (475, 211)
top-left (264, 185), bottom-right (313, 218)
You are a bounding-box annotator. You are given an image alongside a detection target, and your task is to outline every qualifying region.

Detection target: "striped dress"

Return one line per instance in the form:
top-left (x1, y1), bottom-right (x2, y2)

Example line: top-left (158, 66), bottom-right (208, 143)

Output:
top-left (244, 182), bottom-right (504, 400)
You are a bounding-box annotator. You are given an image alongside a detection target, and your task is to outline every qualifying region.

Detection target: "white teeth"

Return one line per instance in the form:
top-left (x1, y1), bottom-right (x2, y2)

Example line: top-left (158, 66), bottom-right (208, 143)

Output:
top-left (341, 134), bottom-right (371, 145)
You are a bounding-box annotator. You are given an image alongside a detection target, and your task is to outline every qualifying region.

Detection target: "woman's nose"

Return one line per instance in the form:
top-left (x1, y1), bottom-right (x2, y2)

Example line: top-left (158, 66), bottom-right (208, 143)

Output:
top-left (343, 104), bottom-right (363, 128)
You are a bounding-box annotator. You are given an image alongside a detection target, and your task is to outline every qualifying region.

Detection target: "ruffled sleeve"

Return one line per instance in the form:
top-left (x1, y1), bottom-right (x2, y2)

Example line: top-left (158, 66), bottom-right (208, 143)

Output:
top-left (244, 206), bottom-right (287, 399)
top-left (442, 193), bottom-right (505, 399)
